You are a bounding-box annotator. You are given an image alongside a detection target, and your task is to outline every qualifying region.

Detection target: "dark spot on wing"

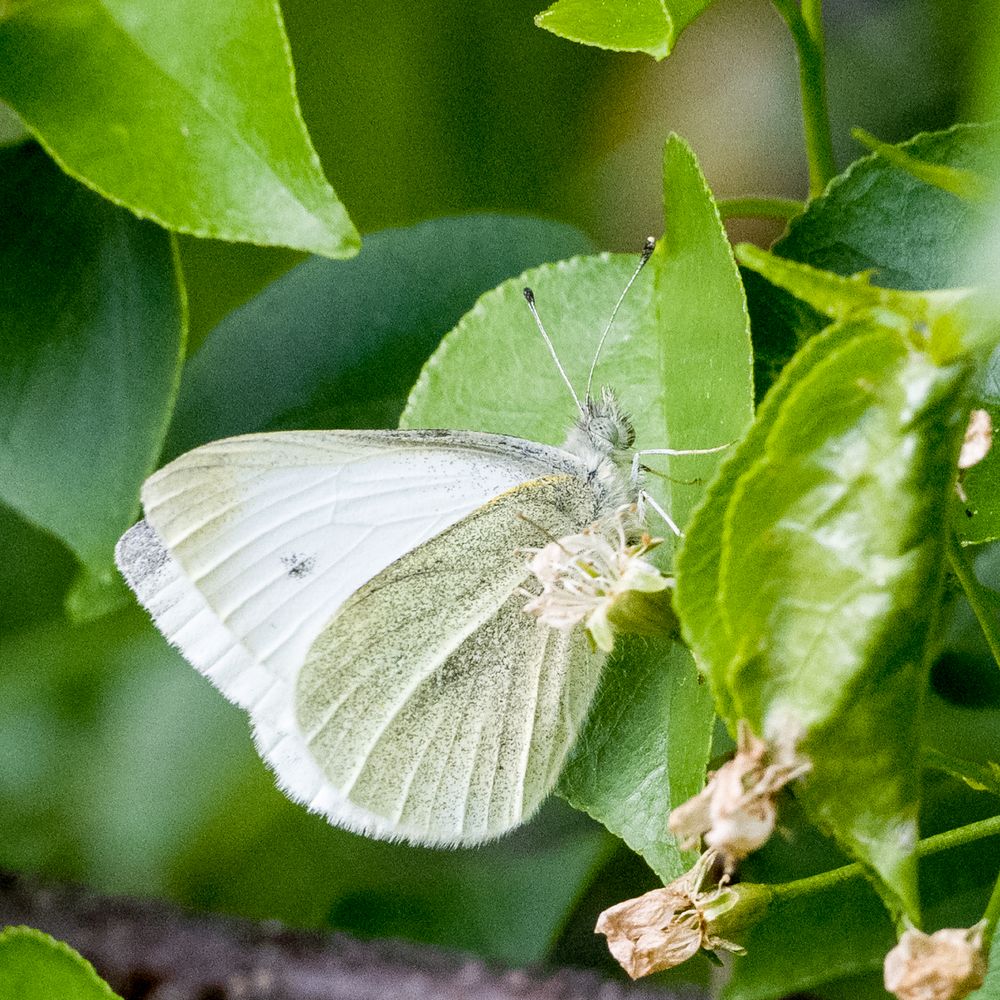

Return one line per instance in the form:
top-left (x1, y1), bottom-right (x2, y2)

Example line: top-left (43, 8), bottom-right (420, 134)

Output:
top-left (281, 552), bottom-right (317, 579)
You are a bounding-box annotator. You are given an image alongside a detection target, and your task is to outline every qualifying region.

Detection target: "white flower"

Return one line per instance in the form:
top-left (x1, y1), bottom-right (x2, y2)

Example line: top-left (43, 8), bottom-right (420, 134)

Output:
top-left (522, 506), bottom-right (669, 652)
top-left (884, 924), bottom-right (988, 1000)
top-left (669, 721), bottom-right (811, 871)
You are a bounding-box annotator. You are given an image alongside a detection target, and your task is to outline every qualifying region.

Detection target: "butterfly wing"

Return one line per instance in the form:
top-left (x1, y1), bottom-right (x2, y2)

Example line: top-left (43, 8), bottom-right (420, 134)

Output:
top-left (115, 429), bottom-right (601, 844)
top-left (286, 475), bottom-right (607, 845)
top-left (117, 429), bottom-right (590, 707)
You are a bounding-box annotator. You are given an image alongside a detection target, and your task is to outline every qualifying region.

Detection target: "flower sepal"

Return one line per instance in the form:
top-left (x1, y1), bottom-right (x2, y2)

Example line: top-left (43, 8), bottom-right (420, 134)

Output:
top-left (601, 581), bottom-right (679, 645)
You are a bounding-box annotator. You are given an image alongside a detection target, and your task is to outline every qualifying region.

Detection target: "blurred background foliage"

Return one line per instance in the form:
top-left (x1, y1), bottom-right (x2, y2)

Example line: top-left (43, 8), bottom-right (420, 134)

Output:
top-left (1, 0), bottom-right (998, 995)
top-left (176, 0), bottom-right (983, 345)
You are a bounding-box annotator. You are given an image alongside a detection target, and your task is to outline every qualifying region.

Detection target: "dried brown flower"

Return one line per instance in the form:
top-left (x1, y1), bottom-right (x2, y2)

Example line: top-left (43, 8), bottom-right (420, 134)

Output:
top-left (594, 851), bottom-right (744, 979)
top-left (884, 924), bottom-right (988, 1000)
top-left (669, 721), bottom-right (810, 870)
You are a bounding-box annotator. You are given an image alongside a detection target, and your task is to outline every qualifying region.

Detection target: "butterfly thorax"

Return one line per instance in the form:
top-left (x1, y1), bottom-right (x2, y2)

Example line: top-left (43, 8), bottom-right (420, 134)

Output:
top-left (562, 387), bottom-right (637, 512)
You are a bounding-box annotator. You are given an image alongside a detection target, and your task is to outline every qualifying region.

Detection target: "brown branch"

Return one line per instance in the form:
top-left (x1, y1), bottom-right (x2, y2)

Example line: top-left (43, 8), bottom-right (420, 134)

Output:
top-left (0, 870), bottom-right (702, 1000)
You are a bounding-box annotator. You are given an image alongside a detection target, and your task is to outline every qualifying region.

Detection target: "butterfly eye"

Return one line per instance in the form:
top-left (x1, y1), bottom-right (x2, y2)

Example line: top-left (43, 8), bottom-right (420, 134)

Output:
top-left (590, 418), bottom-right (616, 447)
top-left (592, 416), bottom-right (634, 451)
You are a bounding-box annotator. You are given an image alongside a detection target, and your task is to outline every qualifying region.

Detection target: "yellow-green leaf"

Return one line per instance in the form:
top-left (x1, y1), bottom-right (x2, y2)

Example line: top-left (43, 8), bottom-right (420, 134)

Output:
top-left (0, 927), bottom-right (121, 1000)
top-left (535, 0), bottom-right (715, 60)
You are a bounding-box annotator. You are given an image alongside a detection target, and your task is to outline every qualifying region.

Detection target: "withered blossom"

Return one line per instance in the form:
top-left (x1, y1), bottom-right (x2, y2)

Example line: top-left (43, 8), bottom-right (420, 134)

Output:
top-left (669, 720), bottom-right (810, 870)
top-left (595, 850), bottom-right (745, 979)
top-left (884, 924), bottom-right (988, 1000)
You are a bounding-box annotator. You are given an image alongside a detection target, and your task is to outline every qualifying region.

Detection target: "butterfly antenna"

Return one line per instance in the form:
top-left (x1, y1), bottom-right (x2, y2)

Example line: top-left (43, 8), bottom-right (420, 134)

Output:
top-left (585, 236), bottom-right (656, 400)
top-left (523, 287), bottom-right (584, 415)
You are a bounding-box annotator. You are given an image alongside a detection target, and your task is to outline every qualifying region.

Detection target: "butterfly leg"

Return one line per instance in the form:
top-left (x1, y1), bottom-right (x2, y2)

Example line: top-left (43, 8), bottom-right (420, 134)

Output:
top-left (632, 444), bottom-right (730, 534)
top-left (638, 490), bottom-right (683, 538)
top-left (630, 443), bottom-right (731, 482)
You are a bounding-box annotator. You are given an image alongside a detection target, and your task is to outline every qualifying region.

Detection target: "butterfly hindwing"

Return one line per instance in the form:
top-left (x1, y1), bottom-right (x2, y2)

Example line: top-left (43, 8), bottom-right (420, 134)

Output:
top-left (286, 475), bottom-right (607, 845)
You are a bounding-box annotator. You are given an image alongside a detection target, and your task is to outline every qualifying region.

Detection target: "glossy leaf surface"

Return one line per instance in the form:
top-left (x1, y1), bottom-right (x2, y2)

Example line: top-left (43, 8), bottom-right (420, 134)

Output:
top-left (679, 311), bottom-right (976, 920)
top-left (0, 0), bottom-right (358, 257)
top-left (557, 637), bottom-right (714, 880)
top-left (535, 0), bottom-right (714, 60)
top-left (747, 124), bottom-right (1000, 542)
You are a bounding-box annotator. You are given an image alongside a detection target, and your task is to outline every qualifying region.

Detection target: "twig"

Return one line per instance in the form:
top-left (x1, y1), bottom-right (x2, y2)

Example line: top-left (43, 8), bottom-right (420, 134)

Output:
top-left (0, 869), bottom-right (701, 1000)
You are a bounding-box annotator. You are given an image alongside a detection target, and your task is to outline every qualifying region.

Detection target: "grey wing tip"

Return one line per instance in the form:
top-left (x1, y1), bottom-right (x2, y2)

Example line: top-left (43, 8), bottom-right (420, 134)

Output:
top-left (114, 520), bottom-right (170, 597)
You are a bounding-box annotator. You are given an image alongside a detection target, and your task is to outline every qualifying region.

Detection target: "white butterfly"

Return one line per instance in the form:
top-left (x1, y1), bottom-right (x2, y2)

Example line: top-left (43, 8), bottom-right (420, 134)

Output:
top-left (115, 242), bottom-right (720, 846)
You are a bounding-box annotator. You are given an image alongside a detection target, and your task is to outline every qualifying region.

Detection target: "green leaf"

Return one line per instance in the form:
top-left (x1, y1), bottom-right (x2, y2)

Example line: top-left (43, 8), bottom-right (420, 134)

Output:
top-left (402, 134), bottom-right (752, 876)
top-left (720, 313), bottom-right (971, 919)
top-left (736, 245), bottom-right (993, 363)
top-left (675, 319), bottom-right (866, 720)
top-left (0, 0), bottom-right (358, 258)
top-left (852, 128), bottom-right (990, 202)
top-left (745, 124), bottom-right (993, 385)
top-left (0, 503), bottom-right (76, 636)
top-left (0, 144), bottom-right (185, 618)
top-left (655, 135), bottom-right (755, 529)
top-left (776, 125), bottom-right (995, 290)
top-left (401, 252), bottom-right (670, 514)
top-left (0, 926), bottom-right (122, 1000)
top-left (557, 637), bottom-right (715, 882)
top-left (741, 266), bottom-right (821, 405)
top-left (0, 101), bottom-right (27, 147)
top-left (747, 123), bottom-right (1000, 541)
top-left (166, 215), bottom-right (593, 456)
top-left (534, 0), bottom-right (714, 60)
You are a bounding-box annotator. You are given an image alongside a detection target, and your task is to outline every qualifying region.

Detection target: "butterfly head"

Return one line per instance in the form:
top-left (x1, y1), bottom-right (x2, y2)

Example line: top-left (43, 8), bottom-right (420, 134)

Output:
top-left (562, 387), bottom-right (638, 512)
top-left (578, 387), bottom-right (635, 457)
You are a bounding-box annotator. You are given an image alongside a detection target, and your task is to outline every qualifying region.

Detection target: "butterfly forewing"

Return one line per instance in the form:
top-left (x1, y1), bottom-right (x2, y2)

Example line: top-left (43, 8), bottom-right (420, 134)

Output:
top-left (116, 429), bottom-right (607, 845)
top-left (291, 475), bottom-right (606, 845)
top-left (121, 431), bottom-right (588, 705)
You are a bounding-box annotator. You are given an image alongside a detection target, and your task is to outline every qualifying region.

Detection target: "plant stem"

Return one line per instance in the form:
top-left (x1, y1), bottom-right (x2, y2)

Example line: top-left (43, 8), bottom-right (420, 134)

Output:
top-left (767, 814), bottom-right (1000, 903)
top-left (946, 529), bottom-right (1000, 671)
top-left (983, 869), bottom-right (1000, 940)
top-left (717, 197), bottom-right (805, 221)
top-left (770, 0), bottom-right (837, 197)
